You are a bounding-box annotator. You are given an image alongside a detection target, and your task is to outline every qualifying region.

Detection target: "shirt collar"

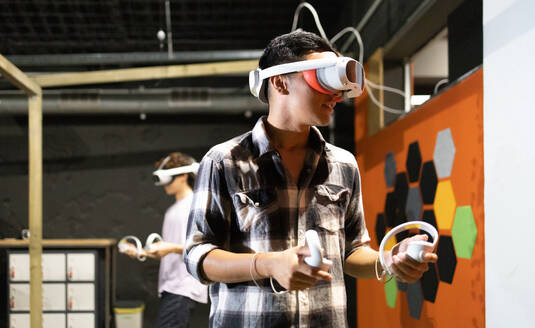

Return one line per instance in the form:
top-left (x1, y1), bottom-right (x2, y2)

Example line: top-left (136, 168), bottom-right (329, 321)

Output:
top-left (251, 116), bottom-right (326, 159)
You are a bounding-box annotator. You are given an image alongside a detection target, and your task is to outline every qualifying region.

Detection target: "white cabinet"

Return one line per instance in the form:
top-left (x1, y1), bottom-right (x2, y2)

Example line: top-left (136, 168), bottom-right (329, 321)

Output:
top-left (68, 283), bottom-right (95, 311)
top-left (9, 284), bottom-right (29, 311)
top-left (10, 283), bottom-right (67, 311)
top-left (7, 250), bottom-right (98, 328)
top-left (43, 313), bottom-right (66, 328)
top-left (43, 283), bottom-right (66, 311)
top-left (67, 253), bottom-right (95, 281)
top-left (9, 253), bottom-right (67, 281)
top-left (9, 313), bottom-right (29, 328)
top-left (9, 254), bottom-right (29, 281)
top-left (43, 253), bottom-right (66, 281)
top-left (67, 313), bottom-right (95, 328)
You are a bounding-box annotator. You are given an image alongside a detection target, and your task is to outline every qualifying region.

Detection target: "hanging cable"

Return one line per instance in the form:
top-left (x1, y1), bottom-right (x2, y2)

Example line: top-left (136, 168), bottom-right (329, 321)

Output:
top-left (291, 2), bottom-right (328, 40)
top-left (433, 78), bottom-right (449, 94)
top-left (330, 27), bottom-right (364, 65)
top-left (365, 78), bottom-right (406, 98)
top-left (365, 83), bottom-right (407, 114)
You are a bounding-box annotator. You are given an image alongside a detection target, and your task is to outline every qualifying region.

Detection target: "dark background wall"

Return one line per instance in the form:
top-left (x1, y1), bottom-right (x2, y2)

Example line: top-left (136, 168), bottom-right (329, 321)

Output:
top-left (0, 104), bottom-right (356, 327)
top-left (0, 112), bottom-right (266, 327)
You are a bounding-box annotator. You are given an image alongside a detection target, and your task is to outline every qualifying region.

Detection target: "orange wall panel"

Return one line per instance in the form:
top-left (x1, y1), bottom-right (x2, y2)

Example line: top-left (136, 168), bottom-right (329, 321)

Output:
top-left (355, 69), bottom-right (484, 328)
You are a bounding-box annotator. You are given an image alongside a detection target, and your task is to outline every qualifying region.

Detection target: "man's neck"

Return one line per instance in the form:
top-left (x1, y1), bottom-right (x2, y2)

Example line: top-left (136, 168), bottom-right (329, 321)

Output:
top-left (174, 187), bottom-right (193, 202)
top-left (266, 115), bottom-right (310, 150)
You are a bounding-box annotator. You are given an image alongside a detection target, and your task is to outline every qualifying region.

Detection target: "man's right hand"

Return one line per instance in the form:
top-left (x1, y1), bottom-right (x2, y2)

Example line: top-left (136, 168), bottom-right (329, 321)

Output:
top-left (258, 246), bottom-right (333, 291)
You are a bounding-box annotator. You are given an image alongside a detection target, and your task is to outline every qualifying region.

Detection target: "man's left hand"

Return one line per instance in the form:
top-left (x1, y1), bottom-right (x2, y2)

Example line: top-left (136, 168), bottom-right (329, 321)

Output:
top-left (385, 234), bottom-right (438, 283)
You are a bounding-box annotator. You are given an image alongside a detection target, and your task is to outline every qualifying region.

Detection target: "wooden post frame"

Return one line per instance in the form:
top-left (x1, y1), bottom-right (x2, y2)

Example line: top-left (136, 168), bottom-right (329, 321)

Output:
top-left (33, 59), bottom-right (259, 87)
top-left (1, 54), bottom-right (259, 328)
top-left (366, 48), bottom-right (385, 135)
top-left (0, 54), bottom-right (43, 328)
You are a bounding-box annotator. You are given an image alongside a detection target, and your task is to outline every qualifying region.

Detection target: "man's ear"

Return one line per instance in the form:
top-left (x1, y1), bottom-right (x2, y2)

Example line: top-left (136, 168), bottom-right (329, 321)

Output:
top-left (269, 75), bottom-right (290, 97)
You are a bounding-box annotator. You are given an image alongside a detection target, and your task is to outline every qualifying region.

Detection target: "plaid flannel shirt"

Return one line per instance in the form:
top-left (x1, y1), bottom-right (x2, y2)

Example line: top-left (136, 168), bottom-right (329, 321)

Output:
top-left (184, 116), bottom-right (370, 328)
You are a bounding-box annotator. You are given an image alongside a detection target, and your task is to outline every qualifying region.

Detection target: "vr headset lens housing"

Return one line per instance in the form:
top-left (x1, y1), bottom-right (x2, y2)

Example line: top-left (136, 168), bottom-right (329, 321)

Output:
top-left (249, 56), bottom-right (364, 103)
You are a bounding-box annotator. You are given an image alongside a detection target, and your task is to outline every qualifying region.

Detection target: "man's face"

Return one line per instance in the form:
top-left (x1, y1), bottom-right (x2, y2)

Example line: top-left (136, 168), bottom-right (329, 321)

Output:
top-left (284, 51), bottom-right (342, 127)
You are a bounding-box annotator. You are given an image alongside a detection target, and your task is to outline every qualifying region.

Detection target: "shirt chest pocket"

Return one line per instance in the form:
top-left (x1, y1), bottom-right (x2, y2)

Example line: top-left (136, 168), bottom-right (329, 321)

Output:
top-left (313, 184), bottom-right (349, 232)
top-left (233, 189), bottom-right (279, 233)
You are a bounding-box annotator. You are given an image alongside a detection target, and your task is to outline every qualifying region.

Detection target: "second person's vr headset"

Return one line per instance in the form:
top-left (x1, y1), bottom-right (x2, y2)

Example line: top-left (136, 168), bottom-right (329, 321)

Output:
top-left (152, 156), bottom-right (200, 186)
top-left (249, 56), bottom-right (365, 103)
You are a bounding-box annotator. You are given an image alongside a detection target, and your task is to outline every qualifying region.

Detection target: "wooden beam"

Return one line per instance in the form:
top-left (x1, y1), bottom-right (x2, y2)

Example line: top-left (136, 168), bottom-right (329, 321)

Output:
top-left (33, 59), bottom-right (259, 87)
top-left (366, 48), bottom-right (384, 135)
top-left (28, 94), bottom-right (43, 328)
top-left (0, 54), bottom-right (41, 96)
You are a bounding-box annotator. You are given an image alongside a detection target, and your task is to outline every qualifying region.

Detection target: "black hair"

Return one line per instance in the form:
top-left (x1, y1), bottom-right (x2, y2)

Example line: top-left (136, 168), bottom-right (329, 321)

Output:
top-left (259, 30), bottom-right (335, 69)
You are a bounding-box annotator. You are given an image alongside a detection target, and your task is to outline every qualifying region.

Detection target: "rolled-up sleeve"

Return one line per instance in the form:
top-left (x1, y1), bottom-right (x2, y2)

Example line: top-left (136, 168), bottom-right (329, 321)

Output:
top-left (184, 154), bottom-right (231, 285)
top-left (344, 163), bottom-right (371, 259)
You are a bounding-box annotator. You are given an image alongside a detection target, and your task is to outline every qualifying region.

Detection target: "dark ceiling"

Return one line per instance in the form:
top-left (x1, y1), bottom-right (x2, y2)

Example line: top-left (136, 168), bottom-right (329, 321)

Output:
top-left (0, 0), bottom-right (353, 56)
top-left (0, 0), bottom-right (462, 97)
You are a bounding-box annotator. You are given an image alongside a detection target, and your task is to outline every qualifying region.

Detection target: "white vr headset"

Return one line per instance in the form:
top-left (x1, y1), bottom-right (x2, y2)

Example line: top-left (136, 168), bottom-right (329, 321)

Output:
top-left (249, 56), bottom-right (365, 103)
top-left (152, 156), bottom-right (200, 186)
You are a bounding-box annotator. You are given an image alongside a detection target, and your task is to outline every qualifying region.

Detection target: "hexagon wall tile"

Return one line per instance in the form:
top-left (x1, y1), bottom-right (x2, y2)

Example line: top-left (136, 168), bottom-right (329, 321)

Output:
top-left (406, 187), bottom-right (423, 220)
top-left (421, 262), bottom-right (439, 303)
top-left (452, 206), bottom-right (478, 259)
top-left (393, 172), bottom-right (409, 236)
top-left (433, 128), bottom-right (456, 179)
top-left (407, 281), bottom-right (424, 319)
top-left (434, 180), bottom-right (457, 230)
top-left (375, 213), bottom-right (387, 246)
top-left (437, 235), bottom-right (457, 284)
top-left (397, 280), bottom-right (408, 292)
top-left (406, 142), bottom-right (422, 183)
top-left (420, 161), bottom-right (438, 204)
top-left (384, 192), bottom-right (396, 228)
top-left (422, 209), bottom-right (438, 241)
top-left (385, 152), bottom-right (396, 188)
top-left (384, 276), bottom-right (398, 308)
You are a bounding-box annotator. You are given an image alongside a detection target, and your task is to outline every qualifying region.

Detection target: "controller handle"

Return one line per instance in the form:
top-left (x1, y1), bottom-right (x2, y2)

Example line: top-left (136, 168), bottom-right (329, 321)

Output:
top-left (304, 230), bottom-right (333, 267)
top-left (145, 233), bottom-right (163, 252)
top-left (378, 221), bottom-right (438, 276)
top-left (118, 235), bottom-right (146, 262)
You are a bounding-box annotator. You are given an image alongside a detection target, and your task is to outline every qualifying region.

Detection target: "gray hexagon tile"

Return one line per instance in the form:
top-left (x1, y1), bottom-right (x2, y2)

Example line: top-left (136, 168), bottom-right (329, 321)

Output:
top-left (406, 187), bottom-right (423, 220)
top-left (385, 151), bottom-right (396, 188)
top-left (407, 281), bottom-right (424, 319)
top-left (433, 128), bottom-right (456, 179)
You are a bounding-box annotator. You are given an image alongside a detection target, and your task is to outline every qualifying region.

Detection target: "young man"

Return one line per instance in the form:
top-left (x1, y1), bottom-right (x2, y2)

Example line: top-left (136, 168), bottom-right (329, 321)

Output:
top-left (121, 152), bottom-right (207, 328)
top-left (184, 31), bottom-right (437, 327)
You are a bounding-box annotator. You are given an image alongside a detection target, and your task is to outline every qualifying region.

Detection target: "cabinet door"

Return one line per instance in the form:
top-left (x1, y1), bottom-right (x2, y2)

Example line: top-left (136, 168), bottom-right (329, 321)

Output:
top-left (67, 283), bottom-right (95, 311)
top-left (67, 313), bottom-right (94, 328)
top-left (9, 284), bottom-right (29, 311)
top-left (43, 283), bottom-right (66, 311)
top-left (67, 253), bottom-right (95, 281)
top-left (43, 253), bottom-right (66, 281)
top-left (10, 313), bottom-right (30, 328)
top-left (43, 313), bottom-right (66, 328)
top-left (9, 254), bottom-right (29, 281)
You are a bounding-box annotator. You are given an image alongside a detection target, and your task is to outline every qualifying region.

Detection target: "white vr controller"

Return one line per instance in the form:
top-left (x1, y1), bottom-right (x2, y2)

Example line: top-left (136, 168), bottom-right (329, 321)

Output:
top-left (118, 233), bottom-right (163, 262)
top-left (378, 221), bottom-right (438, 276)
top-left (304, 230), bottom-right (333, 268)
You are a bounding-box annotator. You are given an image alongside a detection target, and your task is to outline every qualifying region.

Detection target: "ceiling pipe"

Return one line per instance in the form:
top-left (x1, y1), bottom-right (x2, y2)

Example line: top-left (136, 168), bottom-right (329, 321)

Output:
top-left (0, 88), bottom-right (267, 115)
top-left (6, 50), bottom-right (263, 68)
